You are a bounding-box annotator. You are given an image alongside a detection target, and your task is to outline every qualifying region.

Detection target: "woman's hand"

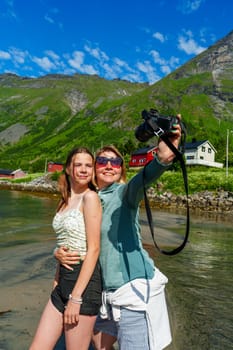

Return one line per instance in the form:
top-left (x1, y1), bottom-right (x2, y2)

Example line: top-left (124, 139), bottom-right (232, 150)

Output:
top-left (64, 301), bottom-right (81, 326)
top-left (156, 114), bottom-right (182, 164)
top-left (54, 247), bottom-right (81, 271)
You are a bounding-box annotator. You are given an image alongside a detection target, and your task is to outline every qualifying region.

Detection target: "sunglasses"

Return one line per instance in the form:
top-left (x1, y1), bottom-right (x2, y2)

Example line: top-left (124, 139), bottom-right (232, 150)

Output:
top-left (96, 156), bottom-right (123, 168)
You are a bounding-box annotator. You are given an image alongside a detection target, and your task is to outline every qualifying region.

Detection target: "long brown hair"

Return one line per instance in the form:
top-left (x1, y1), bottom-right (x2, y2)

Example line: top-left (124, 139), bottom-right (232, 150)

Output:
top-left (57, 147), bottom-right (95, 212)
top-left (95, 144), bottom-right (126, 185)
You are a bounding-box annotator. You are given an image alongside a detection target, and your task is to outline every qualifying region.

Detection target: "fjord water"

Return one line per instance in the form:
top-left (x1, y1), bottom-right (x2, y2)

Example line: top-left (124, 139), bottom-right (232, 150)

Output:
top-left (0, 189), bottom-right (56, 248)
top-left (0, 189), bottom-right (233, 350)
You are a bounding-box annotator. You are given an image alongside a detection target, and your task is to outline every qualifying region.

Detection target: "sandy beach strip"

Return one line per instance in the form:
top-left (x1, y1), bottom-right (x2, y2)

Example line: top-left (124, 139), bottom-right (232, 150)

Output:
top-left (0, 241), bottom-right (56, 350)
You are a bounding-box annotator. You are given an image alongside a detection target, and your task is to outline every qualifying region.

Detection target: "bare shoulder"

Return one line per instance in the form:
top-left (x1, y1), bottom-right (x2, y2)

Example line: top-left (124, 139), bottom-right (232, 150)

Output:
top-left (83, 190), bottom-right (99, 202)
top-left (83, 190), bottom-right (102, 215)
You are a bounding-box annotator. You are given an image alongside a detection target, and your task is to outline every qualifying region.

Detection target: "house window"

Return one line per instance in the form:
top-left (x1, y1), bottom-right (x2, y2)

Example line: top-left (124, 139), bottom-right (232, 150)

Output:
top-left (200, 156), bottom-right (204, 160)
top-left (187, 155), bottom-right (194, 160)
top-left (201, 146), bottom-right (205, 152)
top-left (208, 148), bottom-right (212, 153)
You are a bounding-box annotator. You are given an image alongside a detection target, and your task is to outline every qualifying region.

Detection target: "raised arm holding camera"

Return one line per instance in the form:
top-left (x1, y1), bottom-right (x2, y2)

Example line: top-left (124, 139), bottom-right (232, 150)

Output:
top-left (55, 113), bottom-right (182, 350)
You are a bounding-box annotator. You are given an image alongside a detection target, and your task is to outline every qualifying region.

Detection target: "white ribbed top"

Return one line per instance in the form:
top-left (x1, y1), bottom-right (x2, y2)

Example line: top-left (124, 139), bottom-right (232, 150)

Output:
top-left (52, 198), bottom-right (87, 255)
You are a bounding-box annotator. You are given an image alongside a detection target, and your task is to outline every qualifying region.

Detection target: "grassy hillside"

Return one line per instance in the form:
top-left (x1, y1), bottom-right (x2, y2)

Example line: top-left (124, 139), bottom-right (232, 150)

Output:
top-left (0, 69), bottom-right (232, 172)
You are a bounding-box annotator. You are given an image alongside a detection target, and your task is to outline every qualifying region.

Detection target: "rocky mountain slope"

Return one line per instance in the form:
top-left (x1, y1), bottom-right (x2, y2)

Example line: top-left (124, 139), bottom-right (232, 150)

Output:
top-left (169, 30), bottom-right (233, 120)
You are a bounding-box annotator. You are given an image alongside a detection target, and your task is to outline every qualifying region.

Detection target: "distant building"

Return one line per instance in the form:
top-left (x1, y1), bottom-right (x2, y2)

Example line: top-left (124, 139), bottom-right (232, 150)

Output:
top-left (184, 139), bottom-right (223, 168)
top-left (0, 169), bottom-right (13, 178)
top-left (11, 169), bottom-right (27, 178)
top-left (129, 139), bottom-right (223, 169)
top-left (0, 168), bottom-right (26, 178)
top-left (129, 146), bottom-right (158, 167)
top-left (47, 161), bottom-right (63, 173)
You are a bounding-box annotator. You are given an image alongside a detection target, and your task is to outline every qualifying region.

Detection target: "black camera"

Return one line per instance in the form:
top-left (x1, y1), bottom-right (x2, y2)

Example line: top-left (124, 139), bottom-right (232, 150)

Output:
top-left (135, 109), bottom-right (179, 142)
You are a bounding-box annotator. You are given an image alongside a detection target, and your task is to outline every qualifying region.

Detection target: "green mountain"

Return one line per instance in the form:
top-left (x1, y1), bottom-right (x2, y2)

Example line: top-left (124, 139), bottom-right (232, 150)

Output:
top-left (0, 30), bottom-right (233, 172)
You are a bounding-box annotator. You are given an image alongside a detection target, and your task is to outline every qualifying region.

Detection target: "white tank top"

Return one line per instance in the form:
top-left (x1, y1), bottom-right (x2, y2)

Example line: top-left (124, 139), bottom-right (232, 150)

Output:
top-left (52, 197), bottom-right (87, 255)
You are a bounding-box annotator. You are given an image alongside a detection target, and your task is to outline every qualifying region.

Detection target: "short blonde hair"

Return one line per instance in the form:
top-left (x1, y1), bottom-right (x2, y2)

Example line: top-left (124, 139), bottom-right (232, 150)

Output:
top-left (95, 145), bottom-right (126, 184)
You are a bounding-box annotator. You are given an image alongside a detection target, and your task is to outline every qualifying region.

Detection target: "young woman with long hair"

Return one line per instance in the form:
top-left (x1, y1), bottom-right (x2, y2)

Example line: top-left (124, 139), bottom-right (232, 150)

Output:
top-left (30, 147), bottom-right (102, 350)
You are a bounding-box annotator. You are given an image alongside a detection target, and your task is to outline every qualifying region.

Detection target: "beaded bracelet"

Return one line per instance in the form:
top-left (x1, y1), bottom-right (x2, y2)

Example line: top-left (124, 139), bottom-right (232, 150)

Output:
top-left (68, 294), bottom-right (83, 304)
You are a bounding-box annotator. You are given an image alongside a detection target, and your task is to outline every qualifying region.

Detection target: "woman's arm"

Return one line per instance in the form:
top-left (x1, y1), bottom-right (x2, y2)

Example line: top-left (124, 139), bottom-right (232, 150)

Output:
top-left (64, 191), bottom-right (102, 325)
top-left (126, 119), bottom-right (182, 206)
top-left (54, 246), bottom-right (80, 271)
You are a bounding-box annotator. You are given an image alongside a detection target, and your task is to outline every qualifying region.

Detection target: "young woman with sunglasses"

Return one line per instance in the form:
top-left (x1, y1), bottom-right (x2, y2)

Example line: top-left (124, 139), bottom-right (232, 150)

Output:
top-left (55, 119), bottom-right (182, 350)
top-left (30, 147), bottom-right (102, 350)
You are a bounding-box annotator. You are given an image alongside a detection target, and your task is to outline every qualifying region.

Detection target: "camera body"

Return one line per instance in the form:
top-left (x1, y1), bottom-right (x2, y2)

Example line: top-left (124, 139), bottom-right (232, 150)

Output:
top-left (135, 108), bottom-right (179, 142)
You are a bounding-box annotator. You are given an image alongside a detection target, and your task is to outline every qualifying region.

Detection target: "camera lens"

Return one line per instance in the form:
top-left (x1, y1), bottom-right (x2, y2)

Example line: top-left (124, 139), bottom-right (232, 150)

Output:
top-left (135, 123), bottom-right (154, 142)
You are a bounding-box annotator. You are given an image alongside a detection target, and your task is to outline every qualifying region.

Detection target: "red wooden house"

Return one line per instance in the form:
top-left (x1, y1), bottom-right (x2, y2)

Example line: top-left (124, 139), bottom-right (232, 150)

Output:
top-left (129, 146), bottom-right (158, 167)
top-left (47, 161), bottom-right (64, 173)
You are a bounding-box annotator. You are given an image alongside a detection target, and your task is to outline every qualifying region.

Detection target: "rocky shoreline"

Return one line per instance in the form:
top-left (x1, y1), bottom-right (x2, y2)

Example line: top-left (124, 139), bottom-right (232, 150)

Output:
top-left (1, 174), bottom-right (233, 215)
top-left (146, 187), bottom-right (233, 214)
top-left (0, 174), bottom-right (59, 195)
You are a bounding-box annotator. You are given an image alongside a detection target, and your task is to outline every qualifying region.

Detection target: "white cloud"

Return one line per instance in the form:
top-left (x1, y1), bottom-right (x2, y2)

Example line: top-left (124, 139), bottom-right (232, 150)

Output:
top-left (44, 8), bottom-right (63, 29)
top-left (68, 51), bottom-right (85, 69)
top-left (149, 50), bottom-right (180, 77)
top-left (150, 50), bottom-right (166, 65)
top-left (83, 43), bottom-right (156, 82)
top-left (169, 56), bottom-right (180, 67)
top-left (113, 58), bottom-right (134, 72)
top-left (61, 67), bottom-right (76, 75)
top-left (44, 14), bottom-right (54, 24)
top-left (0, 33), bottom-right (181, 83)
top-left (84, 45), bottom-right (109, 62)
top-left (178, 31), bottom-right (206, 54)
top-left (178, 0), bottom-right (204, 14)
top-left (31, 56), bottom-right (57, 71)
top-left (152, 32), bottom-right (167, 43)
top-left (82, 65), bottom-right (98, 75)
top-left (0, 50), bottom-right (11, 60)
top-left (161, 65), bottom-right (171, 75)
top-left (45, 50), bottom-right (60, 61)
top-left (101, 63), bottom-right (118, 80)
top-left (68, 51), bottom-right (98, 75)
top-left (121, 71), bottom-right (143, 83)
top-left (9, 47), bottom-right (27, 64)
top-left (136, 61), bottom-right (161, 84)
top-left (44, 50), bottom-right (67, 71)
top-left (83, 45), bottom-right (138, 79)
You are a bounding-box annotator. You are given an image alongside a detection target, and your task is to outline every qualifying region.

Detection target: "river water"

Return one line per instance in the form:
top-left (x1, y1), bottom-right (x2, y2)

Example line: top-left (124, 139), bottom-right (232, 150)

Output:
top-left (0, 189), bottom-right (233, 350)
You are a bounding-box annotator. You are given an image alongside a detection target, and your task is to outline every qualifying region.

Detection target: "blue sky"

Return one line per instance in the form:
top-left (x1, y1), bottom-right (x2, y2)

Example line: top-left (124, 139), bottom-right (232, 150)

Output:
top-left (0, 0), bottom-right (232, 84)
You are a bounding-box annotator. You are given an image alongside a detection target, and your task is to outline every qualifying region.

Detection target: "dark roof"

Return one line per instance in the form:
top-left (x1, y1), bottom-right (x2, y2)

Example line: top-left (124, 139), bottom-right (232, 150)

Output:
top-left (48, 161), bottom-right (63, 165)
top-left (131, 145), bottom-right (157, 155)
top-left (0, 169), bottom-right (13, 175)
top-left (185, 140), bottom-right (208, 150)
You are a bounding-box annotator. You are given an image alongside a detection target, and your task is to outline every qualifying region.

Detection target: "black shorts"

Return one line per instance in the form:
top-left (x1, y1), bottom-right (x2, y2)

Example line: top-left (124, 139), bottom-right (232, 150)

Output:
top-left (51, 261), bottom-right (102, 315)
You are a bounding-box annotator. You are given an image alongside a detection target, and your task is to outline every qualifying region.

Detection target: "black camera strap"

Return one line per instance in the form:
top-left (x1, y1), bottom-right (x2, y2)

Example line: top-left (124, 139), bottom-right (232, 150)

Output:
top-left (143, 134), bottom-right (190, 255)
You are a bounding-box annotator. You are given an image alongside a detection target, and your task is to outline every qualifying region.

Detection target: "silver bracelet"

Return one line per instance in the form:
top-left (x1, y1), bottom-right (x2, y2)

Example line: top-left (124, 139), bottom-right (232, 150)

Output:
top-left (68, 294), bottom-right (83, 304)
